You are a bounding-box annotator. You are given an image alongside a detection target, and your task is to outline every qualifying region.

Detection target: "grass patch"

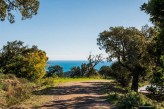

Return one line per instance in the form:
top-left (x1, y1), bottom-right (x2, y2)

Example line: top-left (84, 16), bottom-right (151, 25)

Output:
top-left (53, 77), bottom-right (106, 86)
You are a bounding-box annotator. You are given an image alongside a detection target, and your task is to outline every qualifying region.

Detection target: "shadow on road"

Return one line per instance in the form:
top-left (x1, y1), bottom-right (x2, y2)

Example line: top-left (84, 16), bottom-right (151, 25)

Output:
top-left (33, 81), bottom-right (120, 109)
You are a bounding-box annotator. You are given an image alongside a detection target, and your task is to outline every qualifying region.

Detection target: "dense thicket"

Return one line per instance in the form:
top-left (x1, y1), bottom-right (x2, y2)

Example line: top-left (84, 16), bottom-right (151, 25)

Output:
top-left (110, 62), bottom-right (131, 87)
top-left (47, 65), bottom-right (64, 77)
top-left (99, 66), bottom-right (111, 78)
top-left (0, 40), bottom-right (48, 81)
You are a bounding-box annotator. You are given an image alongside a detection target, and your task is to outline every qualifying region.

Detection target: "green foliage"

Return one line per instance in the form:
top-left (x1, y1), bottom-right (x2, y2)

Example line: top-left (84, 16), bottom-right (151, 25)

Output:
top-left (107, 92), bottom-right (120, 104)
top-left (150, 67), bottom-right (164, 95)
top-left (141, 0), bottom-right (164, 98)
top-left (117, 92), bottom-right (164, 109)
top-left (24, 50), bottom-right (48, 81)
top-left (85, 54), bottom-right (103, 77)
top-left (81, 63), bottom-right (88, 77)
top-left (141, 0), bottom-right (164, 28)
top-left (99, 66), bottom-right (111, 78)
top-left (118, 91), bottom-right (140, 109)
top-left (70, 66), bottom-right (81, 78)
top-left (97, 26), bottom-right (155, 91)
top-left (68, 54), bottom-right (103, 78)
top-left (110, 62), bottom-right (131, 87)
top-left (0, 40), bottom-right (48, 81)
top-left (48, 65), bottom-right (64, 77)
top-left (139, 94), bottom-right (164, 109)
top-left (105, 80), bottom-right (163, 109)
top-left (147, 60), bottom-right (164, 97)
top-left (36, 77), bottom-right (55, 87)
top-left (0, 0), bottom-right (40, 23)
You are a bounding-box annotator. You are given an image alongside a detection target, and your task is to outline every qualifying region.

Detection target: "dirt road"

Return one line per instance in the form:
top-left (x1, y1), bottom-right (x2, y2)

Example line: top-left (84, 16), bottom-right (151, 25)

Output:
top-left (37, 80), bottom-right (114, 109)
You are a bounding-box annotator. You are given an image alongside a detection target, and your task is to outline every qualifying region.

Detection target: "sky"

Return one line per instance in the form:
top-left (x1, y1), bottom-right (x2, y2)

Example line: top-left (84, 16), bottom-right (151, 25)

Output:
top-left (0, 0), bottom-right (152, 60)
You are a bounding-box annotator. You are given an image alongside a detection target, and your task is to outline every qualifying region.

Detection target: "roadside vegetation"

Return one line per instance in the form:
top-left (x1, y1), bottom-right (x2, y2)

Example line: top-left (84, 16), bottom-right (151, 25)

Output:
top-left (0, 0), bottom-right (163, 109)
top-left (0, 73), bottom-right (105, 108)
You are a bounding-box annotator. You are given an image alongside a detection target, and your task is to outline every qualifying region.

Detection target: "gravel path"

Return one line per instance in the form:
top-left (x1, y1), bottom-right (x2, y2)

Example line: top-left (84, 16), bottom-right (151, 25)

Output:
top-left (38, 80), bottom-right (114, 109)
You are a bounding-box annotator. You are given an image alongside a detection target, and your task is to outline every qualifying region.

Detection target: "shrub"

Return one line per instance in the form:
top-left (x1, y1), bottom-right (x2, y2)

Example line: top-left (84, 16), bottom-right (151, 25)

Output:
top-left (35, 77), bottom-right (55, 87)
top-left (118, 91), bottom-right (140, 109)
top-left (70, 66), bottom-right (81, 78)
top-left (107, 92), bottom-right (120, 104)
top-left (99, 66), bottom-right (112, 78)
top-left (42, 77), bottom-right (55, 87)
top-left (0, 41), bottom-right (48, 81)
top-left (110, 62), bottom-right (131, 87)
top-left (0, 74), bottom-right (34, 107)
top-left (47, 65), bottom-right (64, 77)
top-left (117, 91), bottom-right (164, 109)
top-left (5, 84), bottom-right (31, 107)
top-left (138, 94), bottom-right (164, 109)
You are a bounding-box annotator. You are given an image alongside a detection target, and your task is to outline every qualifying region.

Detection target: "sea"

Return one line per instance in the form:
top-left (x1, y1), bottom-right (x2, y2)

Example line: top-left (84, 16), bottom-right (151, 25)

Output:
top-left (47, 60), bottom-right (112, 72)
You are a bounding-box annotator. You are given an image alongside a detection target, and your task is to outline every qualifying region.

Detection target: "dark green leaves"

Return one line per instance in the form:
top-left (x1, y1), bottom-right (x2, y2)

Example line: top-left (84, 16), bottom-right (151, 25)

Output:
top-left (0, 0), bottom-right (40, 23)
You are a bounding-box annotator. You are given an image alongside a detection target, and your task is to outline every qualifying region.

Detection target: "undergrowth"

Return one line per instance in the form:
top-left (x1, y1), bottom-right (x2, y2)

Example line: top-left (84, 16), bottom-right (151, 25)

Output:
top-left (106, 82), bottom-right (164, 109)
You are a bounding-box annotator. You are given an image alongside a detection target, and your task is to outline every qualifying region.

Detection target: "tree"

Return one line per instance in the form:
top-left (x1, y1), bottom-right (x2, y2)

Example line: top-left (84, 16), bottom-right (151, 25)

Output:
top-left (48, 65), bottom-right (64, 77)
top-left (80, 63), bottom-right (88, 77)
top-left (0, 0), bottom-right (39, 23)
top-left (68, 54), bottom-right (103, 78)
top-left (0, 40), bottom-right (48, 81)
top-left (97, 26), bottom-right (155, 91)
top-left (110, 62), bottom-right (131, 87)
top-left (70, 66), bottom-right (81, 78)
top-left (99, 66), bottom-right (111, 78)
top-left (141, 0), bottom-right (164, 28)
top-left (141, 0), bottom-right (164, 96)
top-left (0, 40), bottom-right (27, 75)
top-left (85, 53), bottom-right (103, 77)
top-left (24, 49), bottom-right (48, 80)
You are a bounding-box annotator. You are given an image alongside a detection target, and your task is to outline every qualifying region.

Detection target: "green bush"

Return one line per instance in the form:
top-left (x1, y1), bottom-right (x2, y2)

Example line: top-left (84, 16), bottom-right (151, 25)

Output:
top-left (107, 92), bottom-right (120, 104)
top-left (42, 77), bottom-right (55, 86)
top-left (118, 91), bottom-right (139, 109)
top-left (110, 62), bottom-right (131, 87)
top-left (35, 77), bottom-right (55, 87)
top-left (99, 66), bottom-right (112, 78)
top-left (117, 91), bottom-right (164, 109)
top-left (0, 41), bottom-right (48, 81)
top-left (139, 94), bottom-right (164, 109)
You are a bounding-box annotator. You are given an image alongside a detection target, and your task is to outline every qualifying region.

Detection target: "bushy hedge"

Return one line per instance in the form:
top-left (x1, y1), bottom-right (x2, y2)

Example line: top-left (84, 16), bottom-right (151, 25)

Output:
top-left (117, 91), bottom-right (164, 109)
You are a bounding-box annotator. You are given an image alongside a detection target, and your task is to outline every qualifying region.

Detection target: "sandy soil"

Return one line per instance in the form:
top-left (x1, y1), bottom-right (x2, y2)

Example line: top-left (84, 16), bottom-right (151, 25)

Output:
top-left (37, 80), bottom-right (114, 109)
top-left (11, 80), bottom-right (115, 109)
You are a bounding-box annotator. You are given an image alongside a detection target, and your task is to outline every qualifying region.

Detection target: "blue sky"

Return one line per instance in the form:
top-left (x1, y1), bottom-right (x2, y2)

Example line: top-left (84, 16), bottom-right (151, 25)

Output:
top-left (0, 0), bottom-right (152, 60)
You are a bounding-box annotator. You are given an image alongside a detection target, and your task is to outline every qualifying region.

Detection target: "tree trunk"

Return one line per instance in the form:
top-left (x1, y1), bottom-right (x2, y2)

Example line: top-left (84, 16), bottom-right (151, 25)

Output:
top-left (131, 71), bottom-right (139, 92)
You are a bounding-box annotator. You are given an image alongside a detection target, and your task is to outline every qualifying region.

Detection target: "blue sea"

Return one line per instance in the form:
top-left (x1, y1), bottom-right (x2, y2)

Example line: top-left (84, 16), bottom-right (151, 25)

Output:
top-left (47, 60), bottom-right (112, 72)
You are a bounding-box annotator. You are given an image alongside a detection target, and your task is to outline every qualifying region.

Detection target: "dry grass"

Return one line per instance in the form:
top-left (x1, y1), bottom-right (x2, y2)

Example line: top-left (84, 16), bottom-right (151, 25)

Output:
top-left (12, 78), bottom-right (108, 108)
